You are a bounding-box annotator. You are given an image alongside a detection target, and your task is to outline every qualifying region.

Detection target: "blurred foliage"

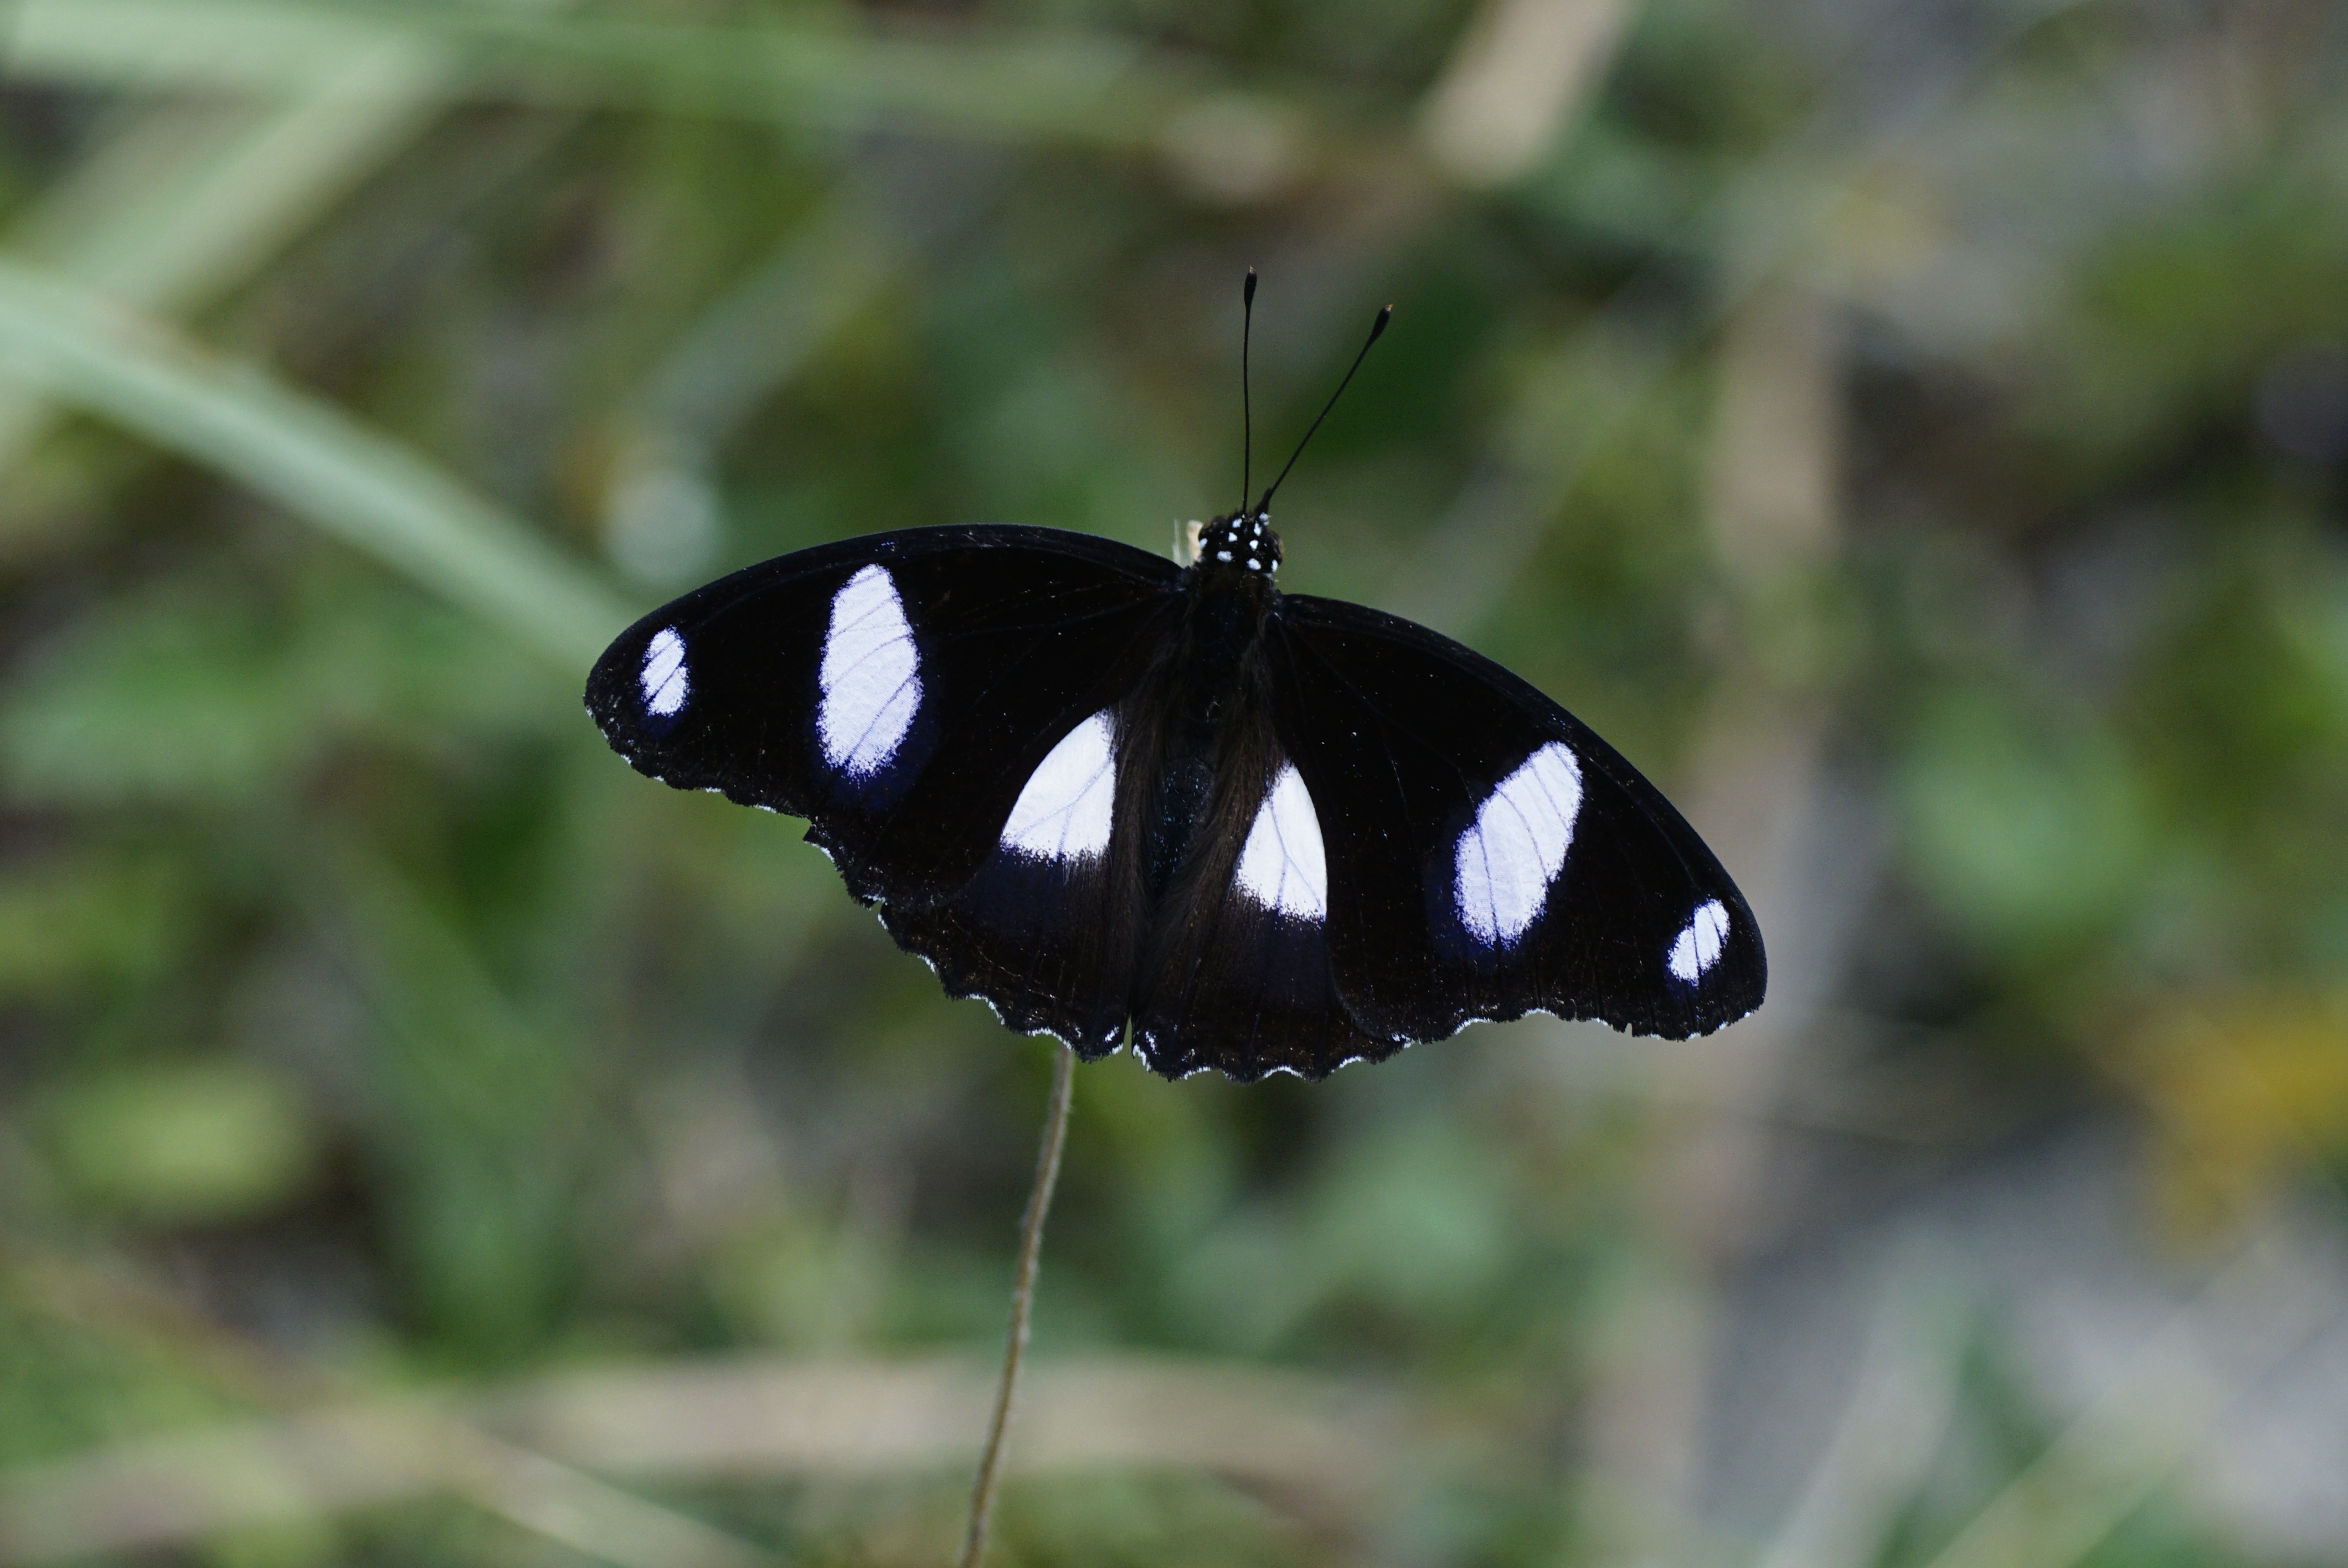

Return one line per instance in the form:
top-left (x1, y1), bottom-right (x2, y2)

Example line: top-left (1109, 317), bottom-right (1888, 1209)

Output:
top-left (2, 0), bottom-right (2346, 1564)
top-left (2128, 991), bottom-right (2348, 1238)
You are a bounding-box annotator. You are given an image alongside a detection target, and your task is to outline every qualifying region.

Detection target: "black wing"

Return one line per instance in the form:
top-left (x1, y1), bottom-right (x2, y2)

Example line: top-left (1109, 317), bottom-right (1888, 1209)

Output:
top-left (876, 699), bottom-right (1149, 1058)
top-left (1265, 594), bottom-right (1765, 1045)
top-left (586, 528), bottom-right (1182, 1004)
top-left (1120, 681), bottom-right (1399, 1083)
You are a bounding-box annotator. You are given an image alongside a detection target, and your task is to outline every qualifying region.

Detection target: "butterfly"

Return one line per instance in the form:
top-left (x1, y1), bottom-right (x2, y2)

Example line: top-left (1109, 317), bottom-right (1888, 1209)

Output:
top-left (586, 293), bottom-right (1763, 1081)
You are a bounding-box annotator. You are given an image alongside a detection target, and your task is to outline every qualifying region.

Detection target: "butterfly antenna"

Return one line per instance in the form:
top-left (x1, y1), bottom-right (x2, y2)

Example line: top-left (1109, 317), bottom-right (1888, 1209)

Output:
top-left (1240, 268), bottom-right (1258, 516)
top-left (1255, 303), bottom-right (1392, 518)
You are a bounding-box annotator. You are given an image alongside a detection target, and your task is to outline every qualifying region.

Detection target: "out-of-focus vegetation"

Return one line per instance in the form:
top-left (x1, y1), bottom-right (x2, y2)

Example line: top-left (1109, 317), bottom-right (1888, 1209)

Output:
top-left (2, 0), bottom-right (2346, 1563)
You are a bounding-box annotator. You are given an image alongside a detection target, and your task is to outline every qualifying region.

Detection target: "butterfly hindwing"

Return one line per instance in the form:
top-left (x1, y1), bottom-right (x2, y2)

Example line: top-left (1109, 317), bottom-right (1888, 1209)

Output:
top-left (1122, 690), bottom-right (1396, 1081)
top-left (1267, 594), bottom-right (1765, 1044)
top-left (878, 705), bottom-right (1147, 1056)
top-left (586, 527), bottom-right (1182, 910)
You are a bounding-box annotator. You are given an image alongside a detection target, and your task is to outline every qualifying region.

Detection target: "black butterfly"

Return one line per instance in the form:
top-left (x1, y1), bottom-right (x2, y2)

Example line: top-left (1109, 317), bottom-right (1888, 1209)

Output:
top-left (586, 302), bottom-right (1763, 1081)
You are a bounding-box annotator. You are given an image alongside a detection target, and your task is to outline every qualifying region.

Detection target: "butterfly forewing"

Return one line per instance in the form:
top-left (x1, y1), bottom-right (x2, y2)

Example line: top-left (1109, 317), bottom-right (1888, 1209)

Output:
top-left (586, 527), bottom-right (1181, 909)
top-left (1268, 595), bottom-right (1765, 1043)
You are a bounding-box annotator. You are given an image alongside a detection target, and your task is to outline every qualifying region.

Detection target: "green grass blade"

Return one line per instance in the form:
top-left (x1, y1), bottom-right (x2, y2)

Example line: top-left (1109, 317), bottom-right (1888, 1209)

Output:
top-left (7, 0), bottom-right (1173, 150)
top-left (0, 85), bottom-right (448, 479)
top-left (0, 257), bottom-right (631, 670)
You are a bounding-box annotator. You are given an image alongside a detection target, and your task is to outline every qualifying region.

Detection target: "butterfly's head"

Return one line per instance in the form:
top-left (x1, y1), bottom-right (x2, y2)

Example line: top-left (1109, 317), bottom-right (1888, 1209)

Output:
top-left (1192, 510), bottom-right (1283, 578)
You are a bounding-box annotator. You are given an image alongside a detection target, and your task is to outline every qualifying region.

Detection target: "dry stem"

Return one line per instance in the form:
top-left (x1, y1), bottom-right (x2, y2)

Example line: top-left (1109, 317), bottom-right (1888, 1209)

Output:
top-left (958, 1040), bottom-right (1077, 1567)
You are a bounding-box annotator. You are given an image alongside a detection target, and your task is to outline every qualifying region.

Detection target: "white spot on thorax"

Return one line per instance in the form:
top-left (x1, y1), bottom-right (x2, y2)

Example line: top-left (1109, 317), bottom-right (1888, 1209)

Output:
top-left (1668, 899), bottom-right (1730, 982)
top-left (1235, 764), bottom-right (1326, 921)
top-left (1001, 710), bottom-right (1117, 862)
top-left (640, 627), bottom-right (688, 716)
top-left (819, 565), bottom-right (921, 777)
top-left (1454, 742), bottom-right (1584, 947)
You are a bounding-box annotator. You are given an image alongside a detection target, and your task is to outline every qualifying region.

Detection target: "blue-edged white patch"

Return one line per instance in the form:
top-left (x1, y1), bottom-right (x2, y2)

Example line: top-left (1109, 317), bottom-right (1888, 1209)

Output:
top-left (640, 627), bottom-right (689, 717)
top-left (1235, 764), bottom-right (1327, 921)
top-left (818, 565), bottom-right (921, 777)
top-left (1001, 711), bottom-right (1117, 862)
top-left (1667, 899), bottom-right (1730, 982)
top-left (1454, 742), bottom-right (1584, 948)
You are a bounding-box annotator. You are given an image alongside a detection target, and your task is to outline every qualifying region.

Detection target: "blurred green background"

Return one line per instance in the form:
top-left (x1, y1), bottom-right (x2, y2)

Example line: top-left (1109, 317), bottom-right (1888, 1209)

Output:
top-left (3, 0), bottom-right (2347, 1564)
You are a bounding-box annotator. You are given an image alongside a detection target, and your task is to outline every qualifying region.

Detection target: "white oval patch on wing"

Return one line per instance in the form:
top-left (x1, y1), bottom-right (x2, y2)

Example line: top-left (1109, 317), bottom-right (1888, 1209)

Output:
top-left (1001, 710), bottom-right (1117, 862)
top-left (1454, 742), bottom-right (1584, 948)
top-left (818, 565), bottom-right (921, 777)
top-left (1235, 764), bottom-right (1327, 921)
top-left (1667, 898), bottom-right (1731, 982)
top-left (640, 627), bottom-right (689, 716)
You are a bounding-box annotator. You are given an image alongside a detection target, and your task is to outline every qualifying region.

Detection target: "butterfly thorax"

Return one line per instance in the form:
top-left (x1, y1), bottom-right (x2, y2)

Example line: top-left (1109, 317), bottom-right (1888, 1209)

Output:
top-left (1191, 510), bottom-right (1283, 579)
top-left (1134, 513), bottom-right (1282, 900)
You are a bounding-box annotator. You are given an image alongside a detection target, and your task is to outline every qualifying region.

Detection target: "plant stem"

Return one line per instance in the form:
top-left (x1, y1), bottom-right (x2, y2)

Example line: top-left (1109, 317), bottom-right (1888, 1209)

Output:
top-left (958, 1040), bottom-right (1077, 1568)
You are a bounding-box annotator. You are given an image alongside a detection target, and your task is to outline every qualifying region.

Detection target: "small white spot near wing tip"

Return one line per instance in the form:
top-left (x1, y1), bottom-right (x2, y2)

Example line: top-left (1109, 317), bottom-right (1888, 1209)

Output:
top-left (1667, 898), bottom-right (1731, 982)
top-left (640, 626), bottom-right (689, 716)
